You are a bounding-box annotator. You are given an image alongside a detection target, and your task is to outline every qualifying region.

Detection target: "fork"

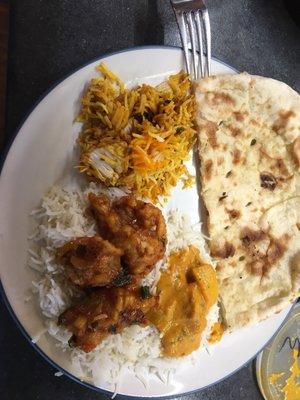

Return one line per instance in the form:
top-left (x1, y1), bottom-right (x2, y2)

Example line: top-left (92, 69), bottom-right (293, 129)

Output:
top-left (170, 0), bottom-right (211, 80)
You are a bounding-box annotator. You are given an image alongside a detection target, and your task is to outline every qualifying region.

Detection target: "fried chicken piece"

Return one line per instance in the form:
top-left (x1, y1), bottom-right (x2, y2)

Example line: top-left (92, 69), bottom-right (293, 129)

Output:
top-left (58, 236), bottom-right (123, 287)
top-left (58, 287), bottom-right (156, 352)
top-left (88, 194), bottom-right (167, 277)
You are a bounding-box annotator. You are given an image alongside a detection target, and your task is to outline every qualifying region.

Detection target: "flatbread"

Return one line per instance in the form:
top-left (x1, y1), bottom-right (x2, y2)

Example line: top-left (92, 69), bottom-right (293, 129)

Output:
top-left (194, 73), bottom-right (300, 330)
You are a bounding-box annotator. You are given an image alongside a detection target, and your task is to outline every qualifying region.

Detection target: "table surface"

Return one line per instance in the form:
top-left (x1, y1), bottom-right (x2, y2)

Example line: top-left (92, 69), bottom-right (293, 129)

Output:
top-left (1, 1), bottom-right (299, 399)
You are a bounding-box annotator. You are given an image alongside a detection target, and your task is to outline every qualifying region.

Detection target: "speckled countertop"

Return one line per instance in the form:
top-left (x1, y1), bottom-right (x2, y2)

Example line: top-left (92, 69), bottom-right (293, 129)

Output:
top-left (1, 1), bottom-right (299, 399)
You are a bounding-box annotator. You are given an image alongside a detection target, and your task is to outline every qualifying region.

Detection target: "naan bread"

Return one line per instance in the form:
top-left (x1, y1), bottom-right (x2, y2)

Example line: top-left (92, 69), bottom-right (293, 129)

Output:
top-left (195, 73), bottom-right (300, 330)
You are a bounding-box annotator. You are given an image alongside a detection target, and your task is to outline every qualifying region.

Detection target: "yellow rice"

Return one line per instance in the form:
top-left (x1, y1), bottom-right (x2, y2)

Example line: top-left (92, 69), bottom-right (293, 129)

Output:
top-left (77, 63), bottom-right (196, 203)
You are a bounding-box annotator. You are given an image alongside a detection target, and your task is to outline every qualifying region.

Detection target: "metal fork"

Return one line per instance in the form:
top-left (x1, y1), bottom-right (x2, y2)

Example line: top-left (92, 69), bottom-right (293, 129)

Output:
top-left (170, 0), bottom-right (211, 80)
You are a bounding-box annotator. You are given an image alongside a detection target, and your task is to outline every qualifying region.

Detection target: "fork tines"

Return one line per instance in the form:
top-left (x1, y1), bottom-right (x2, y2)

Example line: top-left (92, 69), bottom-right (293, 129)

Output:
top-left (170, 0), bottom-right (211, 80)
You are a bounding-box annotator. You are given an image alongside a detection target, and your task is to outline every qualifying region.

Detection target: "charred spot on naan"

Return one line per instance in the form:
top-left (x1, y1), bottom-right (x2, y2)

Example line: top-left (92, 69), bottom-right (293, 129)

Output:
top-left (266, 237), bottom-right (287, 265)
top-left (276, 159), bottom-right (292, 177)
top-left (204, 159), bottom-right (213, 180)
top-left (233, 111), bottom-right (248, 122)
top-left (227, 125), bottom-right (242, 137)
top-left (260, 170), bottom-right (293, 188)
top-left (240, 228), bottom-right (288, 276)
top-left (210, 92), bottom-right (236, 106)
top-left (225, 208), bottom-right (241, 219)
top-left (272, 110), bottom-right (296, 135)
top-left (241, 228), bottom-right (270, 258)
top-left (259, 134), bottom-right (296, 177)
top-left (241, 228), bottom-right (268, 249)
top-left (250, 118), bottom-right (259, 126)
top-left (232, 149), bottom-right (241, 165)
top-left (204, 121), bottom-right (219, 148)
top-left (260, 172), bottom-right (277, 190)
top-left (211, 240), bottom-right (235, 259)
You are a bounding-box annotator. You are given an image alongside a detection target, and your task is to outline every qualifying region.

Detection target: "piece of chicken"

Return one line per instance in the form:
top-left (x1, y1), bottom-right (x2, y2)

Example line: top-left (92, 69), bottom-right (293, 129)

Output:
top-left (58, 286), bottom-right (156, 352)
top-left (57, 236), bottom-right (123, 288)
top-left (88, 194), bottom-right (167, 277)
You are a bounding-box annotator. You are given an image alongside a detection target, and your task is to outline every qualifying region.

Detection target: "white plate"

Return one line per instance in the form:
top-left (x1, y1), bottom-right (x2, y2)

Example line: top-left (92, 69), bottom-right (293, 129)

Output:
top-left (0, 46), bottom-right (291, 398)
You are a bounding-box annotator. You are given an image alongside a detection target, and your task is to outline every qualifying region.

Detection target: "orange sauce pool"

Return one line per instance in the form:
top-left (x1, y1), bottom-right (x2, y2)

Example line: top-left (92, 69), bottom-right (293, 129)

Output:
top-left (147, 245), bottom-right (220, 357)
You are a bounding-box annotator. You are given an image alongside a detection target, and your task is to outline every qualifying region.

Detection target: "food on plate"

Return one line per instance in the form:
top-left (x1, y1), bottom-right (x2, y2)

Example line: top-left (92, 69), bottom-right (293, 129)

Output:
top-left (148, 245), bottom-right (219, 357)
top-left (195, 73), bottom-right (300, 330)
top-left (55, 192), bottom-right (167, 352)
top-left (29, 184), bottom-right (218, 389)
top-left (59, 286), bottom-right (155, 353)
top-left (58, 236), bottom-right (123, 287)
top-left (77, 64), bottom-right (196, 203)
top-left (88, 193), bottom-right (167, 278)
top-left (28, 62), bottom-right (300, 392)
top-left (27, 64), bottom-right (300, 394)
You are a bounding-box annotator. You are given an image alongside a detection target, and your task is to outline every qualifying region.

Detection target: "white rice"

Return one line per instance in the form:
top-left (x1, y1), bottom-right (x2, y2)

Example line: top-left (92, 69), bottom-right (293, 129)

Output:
top-left (28, 183), bottom-right (219, 392)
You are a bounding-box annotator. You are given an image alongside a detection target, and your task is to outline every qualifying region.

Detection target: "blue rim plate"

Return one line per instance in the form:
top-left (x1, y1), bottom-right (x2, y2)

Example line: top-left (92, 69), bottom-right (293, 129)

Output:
top-left (0, 45), bottom-right (292, 398)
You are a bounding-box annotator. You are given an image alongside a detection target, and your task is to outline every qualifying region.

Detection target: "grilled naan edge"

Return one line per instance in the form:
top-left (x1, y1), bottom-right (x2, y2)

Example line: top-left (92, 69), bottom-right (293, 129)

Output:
top-left (195, 73), bottom-right (300, 330)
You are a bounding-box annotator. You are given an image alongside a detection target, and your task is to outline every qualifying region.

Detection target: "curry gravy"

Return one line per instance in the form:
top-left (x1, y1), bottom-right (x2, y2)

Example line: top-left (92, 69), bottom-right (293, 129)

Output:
top-left (147, 245), bottom-right (219, 357)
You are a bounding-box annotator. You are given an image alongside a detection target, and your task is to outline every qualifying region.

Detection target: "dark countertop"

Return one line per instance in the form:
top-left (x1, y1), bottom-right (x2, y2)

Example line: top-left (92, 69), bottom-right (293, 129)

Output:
top-left (1, 1), bottom-right (299, 399)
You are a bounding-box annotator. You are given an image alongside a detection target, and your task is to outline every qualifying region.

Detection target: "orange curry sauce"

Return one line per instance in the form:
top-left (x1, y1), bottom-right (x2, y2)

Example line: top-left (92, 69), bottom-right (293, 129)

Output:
top-left (147, 245), bottom-right (221, 357)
